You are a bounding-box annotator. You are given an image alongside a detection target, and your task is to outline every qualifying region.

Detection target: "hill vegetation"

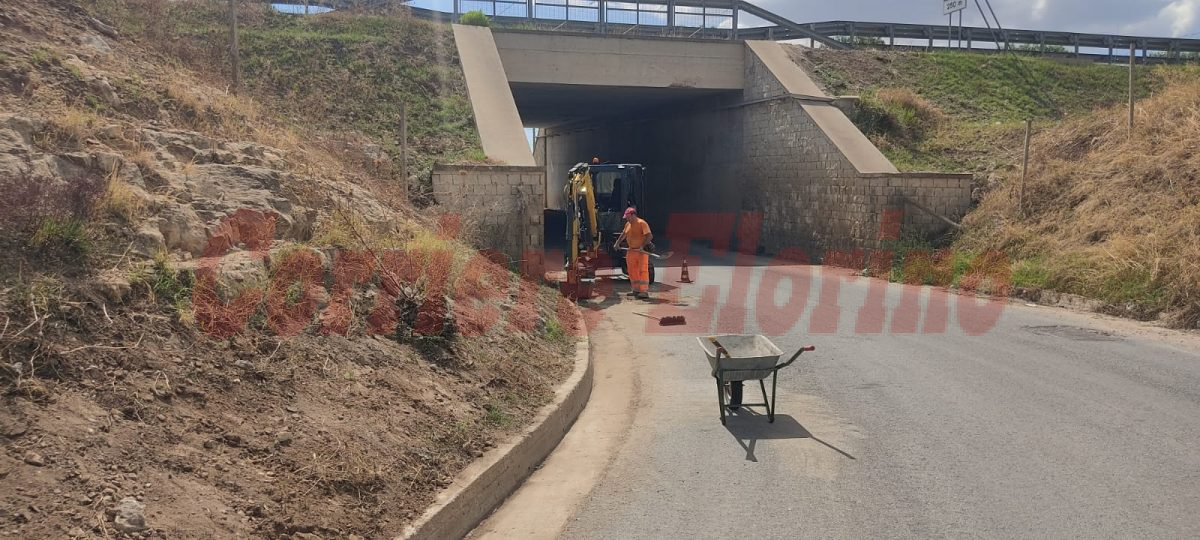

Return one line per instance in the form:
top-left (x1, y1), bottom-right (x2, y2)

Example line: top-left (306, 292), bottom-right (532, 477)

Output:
top-left (792, 48), bottom-right (1198, 174)
top-left (793, 47), bottom-right (1200, 326)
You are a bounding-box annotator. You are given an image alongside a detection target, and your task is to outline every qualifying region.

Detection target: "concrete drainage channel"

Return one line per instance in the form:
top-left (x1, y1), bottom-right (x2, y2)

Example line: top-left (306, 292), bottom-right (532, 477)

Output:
top-left (400, 317), bottom-right (594, 540)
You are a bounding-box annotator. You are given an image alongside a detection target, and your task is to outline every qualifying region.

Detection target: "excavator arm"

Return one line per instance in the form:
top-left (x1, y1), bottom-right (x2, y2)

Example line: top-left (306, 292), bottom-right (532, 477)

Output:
top-left (563, 163), bottom-right (600, 296)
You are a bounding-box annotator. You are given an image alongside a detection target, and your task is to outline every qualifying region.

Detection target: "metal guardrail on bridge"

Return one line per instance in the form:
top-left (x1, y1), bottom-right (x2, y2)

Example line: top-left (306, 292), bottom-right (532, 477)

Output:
top-left (269, 0), bottom-right (1200, 62)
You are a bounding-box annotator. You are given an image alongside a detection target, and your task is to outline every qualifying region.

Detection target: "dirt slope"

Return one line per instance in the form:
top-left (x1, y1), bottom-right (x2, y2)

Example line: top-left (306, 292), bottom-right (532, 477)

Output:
top-left (958, 79), bottom-right (1200, 327)
top-left (0, 1), bottom-right (576, 538)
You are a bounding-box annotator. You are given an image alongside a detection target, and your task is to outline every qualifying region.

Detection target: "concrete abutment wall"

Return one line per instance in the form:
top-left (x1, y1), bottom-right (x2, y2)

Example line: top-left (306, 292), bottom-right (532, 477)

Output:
top-left (432, 165), bottom-right (545, 265)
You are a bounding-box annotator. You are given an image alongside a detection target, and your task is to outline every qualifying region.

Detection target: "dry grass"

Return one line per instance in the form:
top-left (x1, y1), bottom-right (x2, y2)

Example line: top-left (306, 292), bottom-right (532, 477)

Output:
top-left (959, 79), bottom-right (1200, 326)
top-left (98, 166), bottom-right (146, 223)
top-left (49, 107), bottom-right (98, 144)
top-left (875, 87), bottom-right (946, 128)
top-left (129, 147), bottom-right (156, 170)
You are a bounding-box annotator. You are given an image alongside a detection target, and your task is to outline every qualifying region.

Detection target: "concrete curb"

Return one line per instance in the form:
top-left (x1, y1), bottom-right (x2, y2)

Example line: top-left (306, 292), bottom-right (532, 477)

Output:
top-left (399, 326), bottom-right (593, 540)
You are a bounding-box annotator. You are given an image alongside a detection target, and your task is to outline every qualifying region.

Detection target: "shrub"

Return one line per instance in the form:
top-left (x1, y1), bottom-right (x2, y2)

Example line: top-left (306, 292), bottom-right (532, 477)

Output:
top-left (862, 88), bottom-right (945, 139)
top-left (459, 10), bottom-right (490, 27)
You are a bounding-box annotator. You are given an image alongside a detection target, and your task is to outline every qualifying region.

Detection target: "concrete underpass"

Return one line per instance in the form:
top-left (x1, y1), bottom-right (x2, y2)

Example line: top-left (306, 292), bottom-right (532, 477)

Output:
top-left (437, 25), bottom-right (975, 263)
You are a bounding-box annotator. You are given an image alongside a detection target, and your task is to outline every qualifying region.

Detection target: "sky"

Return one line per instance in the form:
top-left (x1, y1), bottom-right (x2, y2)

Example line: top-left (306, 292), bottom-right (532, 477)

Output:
top-left (406, 0), bottom-right (1200, 39)
top-left (755, 0), bottom-right (1200, 38)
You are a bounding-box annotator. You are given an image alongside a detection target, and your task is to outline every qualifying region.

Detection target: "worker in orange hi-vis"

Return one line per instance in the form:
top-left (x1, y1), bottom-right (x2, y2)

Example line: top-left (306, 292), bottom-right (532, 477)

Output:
top-left (614, 207), bottom-right (653, 300)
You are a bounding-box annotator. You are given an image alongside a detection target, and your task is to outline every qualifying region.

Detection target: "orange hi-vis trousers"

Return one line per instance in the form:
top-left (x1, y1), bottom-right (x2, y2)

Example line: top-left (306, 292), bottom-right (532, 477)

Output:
top-left (627, 250), bottom-right (650, 293)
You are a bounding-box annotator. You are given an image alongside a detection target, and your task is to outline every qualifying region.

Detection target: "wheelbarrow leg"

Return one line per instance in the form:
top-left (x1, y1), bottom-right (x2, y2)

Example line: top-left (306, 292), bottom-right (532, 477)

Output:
top-left (716, 373), bottom-right (727, 425)
top-left (768, 372), bottom-right (779, 423)
top-left (759, 379), bottom-right (770, 419)
top-left (728, 381), bottom-right (743, 410)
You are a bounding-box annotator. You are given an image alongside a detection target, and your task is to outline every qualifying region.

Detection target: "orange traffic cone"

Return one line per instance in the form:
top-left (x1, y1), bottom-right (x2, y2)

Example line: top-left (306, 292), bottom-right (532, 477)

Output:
top-left (678, 258), bottom-right (693, 283)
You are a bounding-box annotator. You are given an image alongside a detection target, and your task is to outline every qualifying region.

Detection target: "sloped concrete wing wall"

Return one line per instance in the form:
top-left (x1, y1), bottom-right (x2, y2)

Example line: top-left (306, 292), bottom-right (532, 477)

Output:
top-left (741, 41), bottom-right (973, 260)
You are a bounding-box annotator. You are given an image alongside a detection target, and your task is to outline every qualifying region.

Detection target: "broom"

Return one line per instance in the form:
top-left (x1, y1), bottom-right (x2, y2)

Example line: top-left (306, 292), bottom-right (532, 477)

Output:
top-left (634, 312), bottom-right (687, 326)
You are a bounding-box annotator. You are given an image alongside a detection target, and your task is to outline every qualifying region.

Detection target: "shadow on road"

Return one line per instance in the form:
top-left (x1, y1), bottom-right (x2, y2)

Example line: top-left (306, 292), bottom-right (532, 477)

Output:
top-left (724, 410), bottom-right (856, 463)
top-left (576, 277), bottom-right (681, 314)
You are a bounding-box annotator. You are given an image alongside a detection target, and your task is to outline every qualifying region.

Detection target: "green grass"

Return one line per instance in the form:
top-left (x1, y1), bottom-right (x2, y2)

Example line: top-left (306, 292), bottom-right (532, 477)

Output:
top-left (543, 316), bottom-right (567, 343)
top-left (28, 48), bottom-right (54, 66)
top-left (29, 218), bottom-right (88, 257)
top-left (131, 253), bottom-right (195, 321)
top-left (235, 13), bottom-right (482, 186)
top-left (483, 400), bottom-right (512, 428)
top-left (810, 50), bottom-right (1200, 173)
top-left (87, 1), bottom-right (484, 193)
top-left (904, 52), bottom-right (1154, 121)
top-left (1011, 258), bottom-right (1051, 288)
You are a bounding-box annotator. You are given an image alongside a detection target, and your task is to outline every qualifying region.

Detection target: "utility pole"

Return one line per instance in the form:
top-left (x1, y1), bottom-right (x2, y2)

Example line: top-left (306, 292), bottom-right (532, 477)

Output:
top-left (1129, 42), bottom-right (1136, 133)
top-left (1020, 119), bottom-right (1031, 217)
top-left (229, 0), bottom-right (240, 95)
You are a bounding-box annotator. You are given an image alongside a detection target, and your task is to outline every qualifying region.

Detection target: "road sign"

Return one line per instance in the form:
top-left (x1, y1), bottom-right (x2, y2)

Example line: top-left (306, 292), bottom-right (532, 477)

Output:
top-left (943, 0), bottom-right (967, 15)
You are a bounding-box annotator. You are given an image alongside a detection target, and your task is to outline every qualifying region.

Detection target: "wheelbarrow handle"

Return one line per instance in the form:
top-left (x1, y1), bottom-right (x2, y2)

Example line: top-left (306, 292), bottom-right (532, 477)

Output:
top-left (776, 345), bottom-right (816, 369)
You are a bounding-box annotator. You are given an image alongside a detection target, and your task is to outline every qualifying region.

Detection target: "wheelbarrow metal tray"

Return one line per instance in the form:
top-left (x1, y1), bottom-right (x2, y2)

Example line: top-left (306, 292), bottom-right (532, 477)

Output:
top-left (698, 334), bottom-right (783, 381)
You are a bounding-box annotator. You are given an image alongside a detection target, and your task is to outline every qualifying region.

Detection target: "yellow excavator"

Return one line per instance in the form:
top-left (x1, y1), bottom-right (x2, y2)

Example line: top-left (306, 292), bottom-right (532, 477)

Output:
top-left (561, 161), bottom-right (653, 297)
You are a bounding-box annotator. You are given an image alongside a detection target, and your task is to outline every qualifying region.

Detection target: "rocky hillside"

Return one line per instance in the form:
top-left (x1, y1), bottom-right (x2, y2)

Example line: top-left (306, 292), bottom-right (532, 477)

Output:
top-left (0, 1), bottom-right (576, 538)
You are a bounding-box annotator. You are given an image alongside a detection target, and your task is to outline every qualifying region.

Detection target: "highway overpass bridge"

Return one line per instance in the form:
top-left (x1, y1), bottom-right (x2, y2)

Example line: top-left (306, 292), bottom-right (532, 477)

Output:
top-left (262, 1), bottom-right (1194, 260)
top-left (436, 26), bottom-right (972, 261)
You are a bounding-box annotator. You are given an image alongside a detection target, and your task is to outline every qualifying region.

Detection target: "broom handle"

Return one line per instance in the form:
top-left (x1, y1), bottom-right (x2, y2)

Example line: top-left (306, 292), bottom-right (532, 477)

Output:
top-left (708, 337), bottom-right (728, 359)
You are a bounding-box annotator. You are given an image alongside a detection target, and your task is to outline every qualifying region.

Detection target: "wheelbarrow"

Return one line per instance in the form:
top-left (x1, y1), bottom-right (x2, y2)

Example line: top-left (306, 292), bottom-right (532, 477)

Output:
top-left (697, 335), bottom-right (815, 425)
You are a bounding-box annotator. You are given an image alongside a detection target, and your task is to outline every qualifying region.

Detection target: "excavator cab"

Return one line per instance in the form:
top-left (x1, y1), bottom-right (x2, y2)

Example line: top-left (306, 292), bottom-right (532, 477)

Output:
top-left (562, 162), bottom-right (652, 297)
top-left (589, 163), bottom-right (646, 242)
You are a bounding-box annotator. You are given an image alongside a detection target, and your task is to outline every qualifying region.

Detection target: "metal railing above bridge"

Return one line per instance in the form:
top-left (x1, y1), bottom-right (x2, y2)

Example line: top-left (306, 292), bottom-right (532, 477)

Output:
top-left (268, 0), bottom-right (1200, 62)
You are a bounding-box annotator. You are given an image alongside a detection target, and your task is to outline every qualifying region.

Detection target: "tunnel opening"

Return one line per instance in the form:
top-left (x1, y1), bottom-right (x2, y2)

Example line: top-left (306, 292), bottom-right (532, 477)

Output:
top-left (523, 86), bottom-right (745, 256)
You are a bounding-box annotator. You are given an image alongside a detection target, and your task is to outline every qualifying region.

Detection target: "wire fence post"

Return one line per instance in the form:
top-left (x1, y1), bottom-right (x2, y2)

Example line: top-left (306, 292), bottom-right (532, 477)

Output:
top-left (1020, 119), bottom-right (1031, 217)
top-left (1129, 42), bottom-right (1136, 133)
top-left (229, 0), bottom-right (240, 95)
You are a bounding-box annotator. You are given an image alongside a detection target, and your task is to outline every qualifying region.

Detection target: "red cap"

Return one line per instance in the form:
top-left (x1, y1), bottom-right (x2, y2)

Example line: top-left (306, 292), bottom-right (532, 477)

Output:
top-left (623, 207), bottom-right (637, 218)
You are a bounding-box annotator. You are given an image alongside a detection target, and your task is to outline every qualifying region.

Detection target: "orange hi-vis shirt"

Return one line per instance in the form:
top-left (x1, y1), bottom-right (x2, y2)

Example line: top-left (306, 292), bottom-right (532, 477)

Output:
top-left (623, 218), bottom-right (651, 249)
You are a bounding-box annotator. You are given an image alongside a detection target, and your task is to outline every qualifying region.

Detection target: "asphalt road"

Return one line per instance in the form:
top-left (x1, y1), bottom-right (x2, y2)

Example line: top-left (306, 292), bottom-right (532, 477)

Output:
top-left (476, 250), bottom-right (1200, 539)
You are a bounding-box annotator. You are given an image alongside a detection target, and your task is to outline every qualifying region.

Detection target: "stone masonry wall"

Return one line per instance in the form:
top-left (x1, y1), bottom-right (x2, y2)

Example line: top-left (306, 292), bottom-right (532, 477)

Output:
top-left (741, 47), bottom-right (973, 261)
top-left (432, 165), bottom-right (545, 264)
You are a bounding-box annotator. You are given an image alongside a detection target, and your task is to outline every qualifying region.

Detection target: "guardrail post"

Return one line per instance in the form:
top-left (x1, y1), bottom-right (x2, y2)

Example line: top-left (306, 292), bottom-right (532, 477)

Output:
top-left (731, 5), bottom-right (739, 40)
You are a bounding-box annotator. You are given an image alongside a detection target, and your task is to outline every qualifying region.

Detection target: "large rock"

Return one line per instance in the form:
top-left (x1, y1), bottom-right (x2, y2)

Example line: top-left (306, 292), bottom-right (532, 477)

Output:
top-left (156, 204), bottom-right (209, 256)
top-left (76, 34), bottom-right (112, 56)
top-left (110, 497), bottom-right (146, 533)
